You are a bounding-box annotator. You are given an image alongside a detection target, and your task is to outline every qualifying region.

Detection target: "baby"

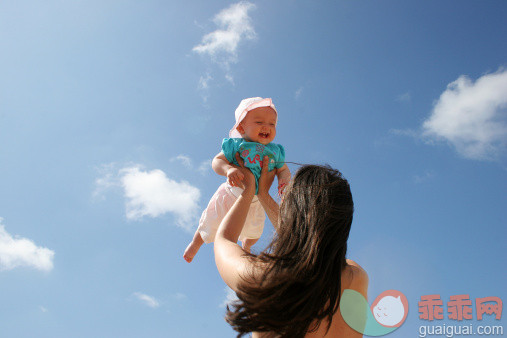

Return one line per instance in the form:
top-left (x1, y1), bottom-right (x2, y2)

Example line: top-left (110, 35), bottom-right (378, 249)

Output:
top-left (183, 97), bottom-right (291, 263)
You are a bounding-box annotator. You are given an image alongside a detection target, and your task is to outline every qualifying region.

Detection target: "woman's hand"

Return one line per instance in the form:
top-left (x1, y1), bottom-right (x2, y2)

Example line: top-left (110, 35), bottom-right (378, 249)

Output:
top-left (258, 156), bottom-right (277, 197)
top-left (226, 167), bottom-right (244, 188)
top-left (234, 153), bottom-right (256, 194)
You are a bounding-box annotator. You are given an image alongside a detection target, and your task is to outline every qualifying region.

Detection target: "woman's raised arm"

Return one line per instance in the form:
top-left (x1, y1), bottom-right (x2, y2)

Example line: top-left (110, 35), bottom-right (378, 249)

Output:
top-left (213, 156), bottom-right (256, 291)
top-left (214, 154), bottom-right (280, 291)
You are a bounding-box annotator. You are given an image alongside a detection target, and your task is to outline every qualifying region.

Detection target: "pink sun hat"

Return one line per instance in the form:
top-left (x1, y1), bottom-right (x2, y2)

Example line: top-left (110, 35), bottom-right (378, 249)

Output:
top-left (229, 97), bottom-right (278, 138)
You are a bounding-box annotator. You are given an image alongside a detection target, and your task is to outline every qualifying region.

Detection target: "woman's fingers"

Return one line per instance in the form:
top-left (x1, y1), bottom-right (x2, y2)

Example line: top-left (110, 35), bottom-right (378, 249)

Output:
top-left (235, 152), bottom-right (245, 168)
top-left (262, 156), bottom-right (277, 177)
top-left (261, 156), bottom-right (270, 173)
top-left (261, 156), bottom-right (267, 172)
top-left (257, 156), bottom-right (277, 195)
top-left (232, 152), bottom-right (255, 191)
top-left (228, 172), bottom-right (245, 188)
top-left (235, 172), bottom-right (244, 182)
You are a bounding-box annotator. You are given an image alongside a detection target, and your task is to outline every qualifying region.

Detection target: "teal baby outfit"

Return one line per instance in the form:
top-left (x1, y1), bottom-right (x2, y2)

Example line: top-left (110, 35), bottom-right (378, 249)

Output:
top-left (222, 138), bottom-right (286, 194)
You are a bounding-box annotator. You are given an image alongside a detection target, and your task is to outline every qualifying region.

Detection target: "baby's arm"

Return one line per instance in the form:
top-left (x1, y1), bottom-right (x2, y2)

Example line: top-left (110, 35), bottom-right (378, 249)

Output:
top-left (276, 164), bottom-right (291, 196)
top-left (212, 152), bottom-right (233, 176)
top-left (212, 152), bottom-right (244, 188)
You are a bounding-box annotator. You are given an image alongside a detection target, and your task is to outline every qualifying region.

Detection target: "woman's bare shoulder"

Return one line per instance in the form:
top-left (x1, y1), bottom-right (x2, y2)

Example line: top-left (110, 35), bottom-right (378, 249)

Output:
top-left (303, 260), bottom-right (369, 337)
top-left (345, 259), bottom-right (367, 275)
top-left (343, 259), bottom-right (369, 298)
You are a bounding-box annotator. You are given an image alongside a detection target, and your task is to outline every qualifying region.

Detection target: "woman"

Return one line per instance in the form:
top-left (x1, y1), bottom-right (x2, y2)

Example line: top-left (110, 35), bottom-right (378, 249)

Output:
top-left (214, 155), bottom-right (368, 337)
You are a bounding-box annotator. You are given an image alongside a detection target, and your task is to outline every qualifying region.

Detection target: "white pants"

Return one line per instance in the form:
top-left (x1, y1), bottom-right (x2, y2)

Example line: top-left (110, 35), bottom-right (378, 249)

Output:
top-left (197, 183), bottom-right (265, 243)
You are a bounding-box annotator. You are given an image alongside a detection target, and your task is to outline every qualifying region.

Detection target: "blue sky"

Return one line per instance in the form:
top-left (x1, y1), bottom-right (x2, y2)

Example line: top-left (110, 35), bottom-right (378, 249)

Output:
top-left (0, 1), bottom-right (506, 337)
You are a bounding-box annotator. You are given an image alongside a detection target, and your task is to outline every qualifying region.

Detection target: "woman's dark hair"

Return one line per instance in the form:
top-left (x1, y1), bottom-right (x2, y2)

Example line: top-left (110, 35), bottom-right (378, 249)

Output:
top-left (225, 164), bottom-right (354, 337)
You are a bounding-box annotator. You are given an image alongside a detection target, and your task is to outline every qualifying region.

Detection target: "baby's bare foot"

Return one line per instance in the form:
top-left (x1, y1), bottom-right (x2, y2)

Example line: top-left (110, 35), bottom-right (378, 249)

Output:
top-left (183, 231), bottom-right (205, 263)
top-left (242, 242), bottom-right (251, 253)
top-left (183, 241), bottom-right (201, 263)
top-left (241, 238), bottom-right (257, 253)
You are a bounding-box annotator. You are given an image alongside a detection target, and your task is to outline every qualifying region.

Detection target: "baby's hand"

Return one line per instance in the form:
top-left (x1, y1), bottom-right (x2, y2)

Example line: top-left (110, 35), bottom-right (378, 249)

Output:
top-left (227, 167), bottom-right (245, 188)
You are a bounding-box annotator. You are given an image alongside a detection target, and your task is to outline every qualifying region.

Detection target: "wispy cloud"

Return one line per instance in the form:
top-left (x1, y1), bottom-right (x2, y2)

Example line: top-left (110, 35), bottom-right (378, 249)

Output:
top-left (94, 164), bottom-right (201, 230)
top-left (396, 92), bottom-right (411, 103)
top-left (198, 73), bottom-right (213, 103)
top-left (193, 2), bottom-right (256, 65)
top-left (92, 163), bottom-right (118, 199)
top-left (422, 69), bottom-right (507, 160)
top-left (198, 73), bottom-right (213, 90)
top-left (197, 160), bottom-right (211, 175)
top-left (193, 1), bottom-right (256, 87)
top-left (225, 73), bottom-right (235, 85)
top-left (171, 155), bottom-right (192, 168)
top-left (295, 87), bottom-right (303, 99)
top-left (171, 292), bottom-right (187, 301)
top-left (133, 292), bottom-right (160, 308)
top-left (220, 286), bottom-right (239, 308)
top-left (170, 155), bottom-right (211, 175)
top-left (0, 218), bottom-right (55, 272)
top-left (388, 128), bottom-right (419, 139)
top-left (413, 170), bottom-right (435, 184)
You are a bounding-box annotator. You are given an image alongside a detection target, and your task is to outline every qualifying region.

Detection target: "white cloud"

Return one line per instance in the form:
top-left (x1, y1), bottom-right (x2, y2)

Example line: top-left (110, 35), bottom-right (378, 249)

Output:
top-left (220, 286), bottom-right (239, 308)
top-left (0, 218), bottom-right (55, 272)
top-left (39, 306), bottom-right (48, 313)
top-left (133, 292), bottom-right (160, 308)
top-left (193, 1), bottom-right (256, 65)
top-left (120, 166), bottom-right (200, 230)
top-left (94, 163), bottom-right (203, 229)
top-left (422, 69), bottom-right (507, 160)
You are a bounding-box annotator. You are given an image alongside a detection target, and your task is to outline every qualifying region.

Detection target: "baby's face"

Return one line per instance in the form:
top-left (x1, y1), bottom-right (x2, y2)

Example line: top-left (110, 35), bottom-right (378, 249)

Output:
top-left (237, 107), bottom-right (277, 145)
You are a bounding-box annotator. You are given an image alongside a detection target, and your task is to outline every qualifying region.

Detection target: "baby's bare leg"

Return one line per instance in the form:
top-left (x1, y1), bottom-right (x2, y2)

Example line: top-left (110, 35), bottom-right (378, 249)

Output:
top-left (241, 238), bottom-right (259, 253)
top-left (183, 230), bottom-right (205, 263)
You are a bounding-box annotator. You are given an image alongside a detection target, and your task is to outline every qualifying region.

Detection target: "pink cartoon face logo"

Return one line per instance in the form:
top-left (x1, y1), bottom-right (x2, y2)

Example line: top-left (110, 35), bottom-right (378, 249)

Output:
top-left (340, 288), bottom-right (408, 336)
top-left (371, 290), bottom-right (409, 327)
